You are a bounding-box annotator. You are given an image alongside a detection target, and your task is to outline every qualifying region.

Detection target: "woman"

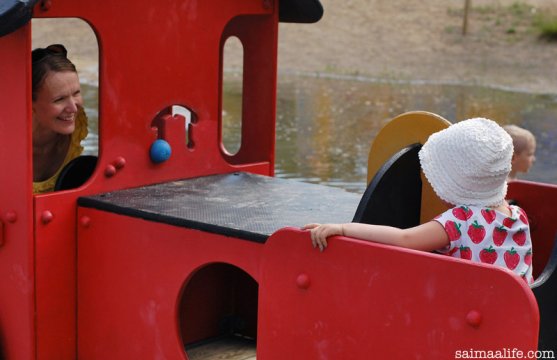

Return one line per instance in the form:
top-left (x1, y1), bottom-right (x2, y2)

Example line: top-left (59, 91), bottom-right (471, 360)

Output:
top-left (32, 44), bottom-right (88, 193)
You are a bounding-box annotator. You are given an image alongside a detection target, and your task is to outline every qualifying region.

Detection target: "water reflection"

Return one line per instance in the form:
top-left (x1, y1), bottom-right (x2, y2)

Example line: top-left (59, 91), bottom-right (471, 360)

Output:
top-left (82, 83), bottom-right (99, 155)
top-left (270, 75), bottom-right (557, 193)
top-left (84, 74), bottom-right (557, 194)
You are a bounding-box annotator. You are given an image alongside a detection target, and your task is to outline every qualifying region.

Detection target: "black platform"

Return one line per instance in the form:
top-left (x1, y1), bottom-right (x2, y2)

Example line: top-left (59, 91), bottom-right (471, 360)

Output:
top-left (78, 172), bottom-right (361, 243)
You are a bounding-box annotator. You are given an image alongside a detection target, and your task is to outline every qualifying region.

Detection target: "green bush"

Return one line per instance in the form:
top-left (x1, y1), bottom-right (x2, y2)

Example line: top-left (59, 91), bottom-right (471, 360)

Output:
top-left (535, 15), bottom-right (557, 41)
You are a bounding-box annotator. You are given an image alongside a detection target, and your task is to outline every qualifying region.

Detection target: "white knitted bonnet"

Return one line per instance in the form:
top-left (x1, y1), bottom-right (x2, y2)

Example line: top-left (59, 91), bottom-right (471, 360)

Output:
top-left (418, 118), bottom-right (513, 207)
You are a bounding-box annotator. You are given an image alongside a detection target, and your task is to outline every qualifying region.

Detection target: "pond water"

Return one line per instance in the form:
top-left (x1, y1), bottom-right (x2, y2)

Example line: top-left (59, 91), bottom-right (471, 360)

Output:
top-left (84, 74), bottom-right (557, 194)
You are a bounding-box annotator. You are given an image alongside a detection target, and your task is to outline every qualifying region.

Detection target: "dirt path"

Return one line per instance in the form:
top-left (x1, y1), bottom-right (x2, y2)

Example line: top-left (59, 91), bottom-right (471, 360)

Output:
top-left (278, 0), bottom-right (557, 94)
top-left (32, 0), bottom-right (557, 94)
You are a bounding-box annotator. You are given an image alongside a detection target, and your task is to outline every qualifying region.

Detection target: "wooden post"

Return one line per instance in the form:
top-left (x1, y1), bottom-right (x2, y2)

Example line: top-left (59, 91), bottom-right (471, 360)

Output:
top-left (462, 0), bottom-right (471, 35)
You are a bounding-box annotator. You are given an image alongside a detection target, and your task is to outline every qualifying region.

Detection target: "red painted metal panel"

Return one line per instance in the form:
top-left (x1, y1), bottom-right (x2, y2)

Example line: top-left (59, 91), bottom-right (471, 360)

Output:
top-left (508, 180), bottom-right (557, 279)
top-left (76, 205), bottom-right (539, 359)
top-left (34, 195), bottom-right (80, 359)
top-left (0, 26), bottom-right (35, 360)
top-left (77, 207), bottom-right (262, 359)
top-left (259, 228), bottom-right (539, 359)
top-left (30, 1), bottom-right (280, 358)
top-left (221, 15), bottom-right (278, 168)
top-left (33, 0), bottom-right (278, 194)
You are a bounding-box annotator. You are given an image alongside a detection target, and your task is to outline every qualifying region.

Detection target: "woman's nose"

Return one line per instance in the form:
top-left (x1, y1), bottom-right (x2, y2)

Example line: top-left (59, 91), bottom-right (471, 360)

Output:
top-left (65, 99), bottom-right (79, 113)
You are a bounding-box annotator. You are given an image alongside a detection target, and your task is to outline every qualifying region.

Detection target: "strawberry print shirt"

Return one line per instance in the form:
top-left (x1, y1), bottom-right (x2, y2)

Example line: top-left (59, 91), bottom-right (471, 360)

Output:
top-left (434, 205), bottom-right (533, 285)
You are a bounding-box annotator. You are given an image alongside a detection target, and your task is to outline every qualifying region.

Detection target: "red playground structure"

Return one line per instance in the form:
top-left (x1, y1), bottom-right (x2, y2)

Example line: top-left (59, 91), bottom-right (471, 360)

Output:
top-left (1, 0), bottom-right (557, 359)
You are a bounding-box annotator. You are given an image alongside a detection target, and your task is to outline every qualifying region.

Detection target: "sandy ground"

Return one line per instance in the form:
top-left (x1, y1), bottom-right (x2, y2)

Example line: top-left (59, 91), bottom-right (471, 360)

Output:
top-left (32, 0), bottom-right (557, 94)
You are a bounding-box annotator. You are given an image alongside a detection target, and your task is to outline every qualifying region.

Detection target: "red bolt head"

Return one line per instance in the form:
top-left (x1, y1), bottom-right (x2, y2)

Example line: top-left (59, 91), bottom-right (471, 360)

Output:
top-left (80, 216), bottom-right (91, 228)
top-left (113, 156), bottom-right (126, 169)
top-left (104, 164), bottom-right (117, 177)
top-left (296, 273), bottom-right (311, 289)
top-left (5, 210), bottom-right (17, 223)
top-left (41, 211), bottom-right (54, 224)
top-left (466, 310), bottom-right (482, 328)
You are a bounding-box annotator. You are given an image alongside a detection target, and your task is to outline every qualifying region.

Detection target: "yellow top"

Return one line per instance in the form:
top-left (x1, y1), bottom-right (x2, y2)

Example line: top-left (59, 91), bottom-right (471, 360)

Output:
top-left (33, 108), bottom-right (89, 194)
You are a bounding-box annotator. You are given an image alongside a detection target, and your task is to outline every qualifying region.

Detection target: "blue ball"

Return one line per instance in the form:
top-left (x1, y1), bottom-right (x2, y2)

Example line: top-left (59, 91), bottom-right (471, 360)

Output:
top-left (150, 139), bottom-right (172, 163)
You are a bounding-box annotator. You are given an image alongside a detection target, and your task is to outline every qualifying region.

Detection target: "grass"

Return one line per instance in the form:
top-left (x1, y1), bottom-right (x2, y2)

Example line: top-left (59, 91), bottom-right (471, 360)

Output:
top-left (534, 14), bottom-right (557, 41)
top-left (448, 1), bottom-right (557, 42)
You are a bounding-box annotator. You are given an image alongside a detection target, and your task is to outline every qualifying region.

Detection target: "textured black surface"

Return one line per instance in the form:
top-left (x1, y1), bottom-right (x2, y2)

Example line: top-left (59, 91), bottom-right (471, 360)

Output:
top-left (78, 172), bottom-right (361, 243)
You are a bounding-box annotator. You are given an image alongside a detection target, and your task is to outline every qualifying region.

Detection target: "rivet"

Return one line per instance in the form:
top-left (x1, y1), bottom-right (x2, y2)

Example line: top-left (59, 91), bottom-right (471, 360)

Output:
top-left (466, 310), bottom-right (482, 328)
top-left (296, 273), bottom-right (311, 289)
top-left (262, 0), bottom-right (272, 9)
top-left (104, 164), bottom-right (117, 178)
top-left (41, 211), bottom-right (54, 224)
top-left (5, 210), bottom-right (17, 223)
top-left (80, 216), bottom-right (91, 228)
top-left (40, 0), bottom-right (52, 11)
top-left (113, 156), bottom-right (126, 170)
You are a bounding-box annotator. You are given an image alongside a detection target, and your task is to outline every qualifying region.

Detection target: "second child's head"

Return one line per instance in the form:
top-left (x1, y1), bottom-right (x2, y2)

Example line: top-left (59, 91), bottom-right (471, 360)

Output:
top-left (503, 125), bottom-right (536, 179)
top-left (418, 118), bottom-right (513, 208)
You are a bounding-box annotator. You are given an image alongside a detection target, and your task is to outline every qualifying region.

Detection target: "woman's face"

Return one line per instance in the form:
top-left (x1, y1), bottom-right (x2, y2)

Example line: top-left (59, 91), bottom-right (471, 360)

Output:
top-left (32, 70), bottom-right (82, 137)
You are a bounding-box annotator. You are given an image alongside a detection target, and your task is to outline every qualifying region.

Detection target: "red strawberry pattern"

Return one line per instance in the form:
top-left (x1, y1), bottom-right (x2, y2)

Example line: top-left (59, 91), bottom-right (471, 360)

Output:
top-left (480, 245), bottom-right (498, 264)
top-left (512, 229), bottom-right (527, 246)
top-left (435, 205), bottom-right (533, 284)
top-left (447, 247), bottom-right (458, 257)
top-left (504, 247), bottom-right (520, 270)
top-left (492, 226), bottom-right (508, 246)
top-left (524, 249), bottom-right (532, 266)
top-left (444, 221), bottom-right (461, 241)
top-left (481, 208), bottom-right (496, 224)
top-left (503, 217), bottom-right (517, 228)
top-left (518, 207), bottom-right (529, 225)
top-left (467, 220), bottom-right (486, 244)
top-left (453, 206), bottom-right (473, 221)
top-left (459, 245), bottom-right (472, 260)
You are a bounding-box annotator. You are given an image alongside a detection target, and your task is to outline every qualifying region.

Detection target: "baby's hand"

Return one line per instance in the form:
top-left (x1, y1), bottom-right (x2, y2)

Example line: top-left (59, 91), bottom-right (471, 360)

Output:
top-left (302, 223), bottom-right (344, 251)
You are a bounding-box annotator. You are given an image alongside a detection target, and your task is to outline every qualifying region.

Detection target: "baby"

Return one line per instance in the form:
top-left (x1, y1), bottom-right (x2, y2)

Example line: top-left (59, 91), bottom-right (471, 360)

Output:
top-left (304, 118), bottom-right (533, 284)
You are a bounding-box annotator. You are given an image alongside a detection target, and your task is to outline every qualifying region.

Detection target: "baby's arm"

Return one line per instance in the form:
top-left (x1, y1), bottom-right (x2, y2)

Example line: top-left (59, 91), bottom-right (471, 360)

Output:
top-left (303, 221), bottom-right (449, 252)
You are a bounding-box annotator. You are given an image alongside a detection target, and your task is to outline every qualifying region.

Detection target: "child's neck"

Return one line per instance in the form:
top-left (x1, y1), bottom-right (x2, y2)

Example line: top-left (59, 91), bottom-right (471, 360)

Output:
top-left (489, 201), bottom-right (512, 217)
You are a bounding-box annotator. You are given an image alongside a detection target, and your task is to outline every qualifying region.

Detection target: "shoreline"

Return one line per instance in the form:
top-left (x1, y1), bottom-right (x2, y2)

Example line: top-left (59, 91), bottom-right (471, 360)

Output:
top-left (275, 69), bottom-right (557, 96)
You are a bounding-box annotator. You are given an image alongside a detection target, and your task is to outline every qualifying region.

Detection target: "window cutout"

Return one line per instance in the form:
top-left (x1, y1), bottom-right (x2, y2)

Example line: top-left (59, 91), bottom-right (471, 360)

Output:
top-left (172, 105), bottom-right (196, 149)
top-left (221, 36), bottom-right (244, 155)
top-left (32, 18), bottom-right (99, 193)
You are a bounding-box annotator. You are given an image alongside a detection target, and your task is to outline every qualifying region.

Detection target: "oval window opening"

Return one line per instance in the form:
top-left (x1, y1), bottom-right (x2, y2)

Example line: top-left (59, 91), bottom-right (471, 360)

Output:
top-left (221, 36), bottom-right (244, 155)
